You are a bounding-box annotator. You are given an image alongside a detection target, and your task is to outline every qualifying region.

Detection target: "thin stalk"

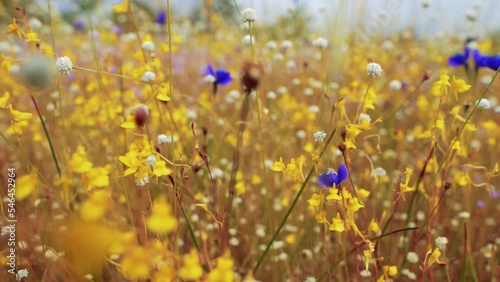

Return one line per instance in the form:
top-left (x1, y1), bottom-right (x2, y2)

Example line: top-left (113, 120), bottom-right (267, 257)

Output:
top-left (253, 128), bottom-right (337, 275)
top-left (31, 94), bottom-right (60, 177)
top-left (72, 66), bottom-right (139, 81)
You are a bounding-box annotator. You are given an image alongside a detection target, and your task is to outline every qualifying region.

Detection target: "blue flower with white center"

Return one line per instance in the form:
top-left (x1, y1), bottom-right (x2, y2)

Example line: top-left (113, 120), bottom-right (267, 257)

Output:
top-left (317, 163), bottom-right (349, 188)
top-left (204, 65), bottom-right (233, 95)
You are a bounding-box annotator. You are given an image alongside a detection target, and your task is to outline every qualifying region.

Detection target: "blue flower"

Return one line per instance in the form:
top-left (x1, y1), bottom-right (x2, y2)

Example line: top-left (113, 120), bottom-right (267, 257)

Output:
top-left (156, 11), bottom-right (167, 25)
top-left (317, 163), bottom-right (349, 188)
top-left (205, 65), bottom-right (232, 95)
top-left (448, 43), bottom-right (500, 71)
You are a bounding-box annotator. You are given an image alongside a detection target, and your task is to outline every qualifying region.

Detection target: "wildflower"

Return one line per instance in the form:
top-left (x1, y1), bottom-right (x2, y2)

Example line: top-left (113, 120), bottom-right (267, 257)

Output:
top-left (20, 55), bottom-right (53, 89)
top-left (451, 75), bottom-right (471, 100)
top-left (267, 40), bottom-right (277, 49)
top-left (360, 269), bottom-right (371, 277)
top-left (55, 56), bottom-right (73, 75)
top-left (366, 62), bottom-right (383, 77)
top-left (435, 236), bottom-right (449, 250)
top-left (449, 40), bottom-right (500, 71)
top-left (112, 0), bottom-right (129, 13)
top-left (359, 113), bottom-right (371, 124)
top-left (317, 163), bottom-right (349, 188)
top-left (312, 37), bottom-right (328, 48)
top-left (146, 196), bottom-right (177, 234)
top-left (121, 246), bottom-right (151, 279)
top-left (407, 252), bottom-right (419, 263)
top-left (155, 11), bottom-right (167, 24)
top-left (141, 71), bottom-right (155, 83)
top-left (304, 276), bottom-right (317, 282)
top-left (241, 61), bottom-right (262, 94)
top-left (281, 40), bottom-right (293, 49)
top-left (205, 65), bottom-right (232, 95)
top-left (422, 247), bottom-right (446, 270)
top-left (146, 155), bottom-right (157, 166)
top-left (141, 41), bottom-right (155, 51)
top-left (242, 34), bottom-right (255, 45)
top-left (329, 212), bottom-right (345, 232)
top-left (399, 167), bottom-right (415, 200)
top-left (389, 79), bottom-right (402, 90)
top-left (16, 268), bottom-right (29, 281)
top-left (313, 130), bottom-right (327, 142)
top-left (206, 251), bottom-right (235, 282)
top-left (134, 104), bottom-right (149, 127)
top-left (476, 98), bottom-right (491, 109)
top-left (241, 8), bottom-right (257, 22)
top-left (25, 29), bottom-right (40, 42)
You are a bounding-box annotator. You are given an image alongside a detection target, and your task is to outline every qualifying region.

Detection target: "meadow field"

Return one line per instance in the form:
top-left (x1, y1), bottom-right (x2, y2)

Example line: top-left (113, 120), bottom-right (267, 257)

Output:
top-left (1, 0), bottom-right (500, 281)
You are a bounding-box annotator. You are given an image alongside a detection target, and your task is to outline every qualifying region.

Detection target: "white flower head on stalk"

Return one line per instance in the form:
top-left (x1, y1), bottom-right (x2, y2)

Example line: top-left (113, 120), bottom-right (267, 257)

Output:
top-left (241, 8), bottom-right (256, 22)
top-left (312, 37), bottom-right (328, 48)
top-left (366, 62), bottom-right (383, 77)
top-left (313, 130), bottom-right (327, 142)
top-left (55, 56), bottom-right (73, 75)
top-left (141, 71), bottom-right (155, 83)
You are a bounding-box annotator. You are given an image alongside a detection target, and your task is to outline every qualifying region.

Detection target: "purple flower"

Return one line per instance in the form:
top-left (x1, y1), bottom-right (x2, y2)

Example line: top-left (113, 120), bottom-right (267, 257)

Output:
top-left (449, 41), bottom-right (500, 71)
top-left (205, 65), bottom-right (232, 95)
top-left (318, 163), bottom-right (349, 188)
top-left (156, 11), bottom-right (167, 25)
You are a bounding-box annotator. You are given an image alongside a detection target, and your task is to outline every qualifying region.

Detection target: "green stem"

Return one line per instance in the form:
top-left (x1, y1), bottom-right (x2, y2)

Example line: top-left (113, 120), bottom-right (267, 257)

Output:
top-left (253, 128), bottom-right (337, 275)
top-left (31, 94), bottom-right (61, 177)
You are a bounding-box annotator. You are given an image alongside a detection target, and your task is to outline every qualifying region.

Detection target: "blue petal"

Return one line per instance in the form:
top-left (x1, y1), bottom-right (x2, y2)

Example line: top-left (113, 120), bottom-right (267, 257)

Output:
top-left (215, 69), bottom-right (232, 86)
top-left (337, 163), bottom-right (348, 184)
top-left (156, 11), bottom-right (167, 24)
top-left (448, 53), bottom-right (467, 67)
top-left (205, 65), bottom-right (215, 76)
top-left (318, 169), bottom-right (338, 188)
top-left (485, 55), bottom-right (500, 71)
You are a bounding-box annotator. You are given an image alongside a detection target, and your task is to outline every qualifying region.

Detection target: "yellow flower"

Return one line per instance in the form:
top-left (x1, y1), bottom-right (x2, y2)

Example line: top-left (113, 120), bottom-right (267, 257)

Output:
top-left (368, 219), bottom-right (380, 234)
top-left (156, 83), bottom-right (171, 102)
top-left (0, 91), bottom-right (9, 108)
top-left (8, 105), bottom-right (32, 122)
top-left (307, 193), bottom-right (323, 207)
top-left (120, 114), bottom-right (136, 129)
top-left (271, 157), bottom-right (285, 172)
top-left (179, 249), bottom-right (203, 281)
top-left (146, 197), bottom-right (177, 234)
top-left (206, 251), bottom-right (234, 282)
top-left (315, 211), bottom-right (328, 224)
top-left (7, 18), bottom-right (23, 38)
top-left (112, 0), bottom-right (129, 13)
top-left (83, 166), bottom-right (111, 190)
top-left (152, 160), bottom-right (172, 177)
top-left (325, 188), bottom-right (342, 201)
top-left (15, 173), bottom-right (37, 200)
top-left (422, 247), bottom-right (446, 270)
top-left (80, 189), bottom-right (111, 221)
top-left (431, 73), bottom-right (450, 96)
top-left (121, 246), bottom-right (151, 280)
top-left (347, 197), bottom-right (364, 213)
top-left (451, 75), bottom-right (471, 100)
top-left (398, 167), bottom-right (415, 200)
top-left (25, 29), bottom-right (40, 42)
top-left (329, 212), bottom-right (345, 232)
top-left (68, 145), bottom-right (93, 173)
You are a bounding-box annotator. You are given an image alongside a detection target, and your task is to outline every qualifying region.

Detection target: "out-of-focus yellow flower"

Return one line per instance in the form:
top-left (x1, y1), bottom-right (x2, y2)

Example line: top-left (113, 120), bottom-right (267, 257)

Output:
top-left (7, 18), bottom-right (23, 38)
top-left (451, 75), bottom-right (471, 100)
top-left (80, 189), bottom-right (112, 221)
top-left (25, 29), bottom-right (40, 42)
top-left (112, 0), bottom-right (129, 13)
top-left (0, 91), bottom-right (9, 107)
top-left (399, 167), bottom-right (415, 200)
top-left (307, 193), bottom-right (323, 207)
top-left (15, 173), bottom-right (37, 200)
top-left (83, 165), bottom-right (111, 190)
top-left (121, 246), bottom-right (151, 280)
top-left (68, 145), bottom-right (93, 173)
top-left (206, 251), bottom-right (234, 282)
top-left (377, 265), bottom-right (398, 282)
top-left (431, 73), bottom-right (450, 96)
top-left (271, 157), bottom-right (285, 172)
top-left (8, 105), bottom-right (32, 122)
top-left (156, 82), bottom-right (171, 102)
top-left (178, 249), bottom-right (203, 280)
top-left (146, 196), bottom-right (177, 234)
top-left (152, 160), bottom-right (172, 177)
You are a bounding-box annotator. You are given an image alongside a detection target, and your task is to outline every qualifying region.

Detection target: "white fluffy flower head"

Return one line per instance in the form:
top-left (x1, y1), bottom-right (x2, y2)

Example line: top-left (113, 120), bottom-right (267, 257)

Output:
top-left (312, 37), bottom-right (328, 48)
top-left (313, 130), bottom-right (327, 142)
top-left (142, 41), bottom-right (155, 51)
top-left (141, 71), bottom-right (156, 83)
top-left (476, 98), bottom-right (491, 109)
top-left (55, 56), bottom-right (73, 75)
top-left (241, 8), bottom-right (257, 22)
top-left (366, 62), bottom-right (383, 77)
top-left (242, 34), bottom-right (255, 45)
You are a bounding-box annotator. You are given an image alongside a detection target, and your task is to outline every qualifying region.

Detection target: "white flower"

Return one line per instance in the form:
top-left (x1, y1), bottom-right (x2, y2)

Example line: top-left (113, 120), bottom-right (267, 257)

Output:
top-left (146, 155), bottom-right (157, 166)
top-left (309, 105), bottom-right (320, 113)
top-left (435, 236), bottom-right (449, 250)
top-left (360, 269), bottom-right (371, 277)
top-left (241, 8), bottom-right (256, 22)
top-left (313, 130), bottom-right (327, 142)
top-left (157, 134), bottom-right (168, 144)
top-left (366, 62), bottom-right (383, 77)
top-left (242, 34), bottom-right (255, 45)
top-left (266, 91), bottom-right (277, 99)
top-left (359, 113), bottom-right (371, 123)
top-left (389, 79), bottom-right (402, 90)
top-left (141, 41), bottom-right (155, 51)
top-left (372, 167), bottom-right (387, 177)
top-left (16, 269), bottom-right (29, 281)
top-left (406, 252), bottom-right (419, 263)
top-left (476, 98), bottom-right (491, 109)
top-left (141, 71), bottom-right (156, 83)
top-left (304, 276), bottom-right (317, 282)
top-left (266, 40), bottom-right (277, 50)
top-left (204, 74), bottom-right (216, 83)
top-left (286, 60), bottom-right (296, 69)
top-left (136, 176), bottom-right (149, 187)
top-left (458, 211), bottom-right (470, 219)
top-left (56, 56), bottom-right (73, 75)
top-left (211, 168), bottom-right (224, 179)
top-left (312, 37), bottom-right (328, 48)
top-left (281, 40), bottom-right (293, 49)
top-left (296, 130), bottom-right (306, 139)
